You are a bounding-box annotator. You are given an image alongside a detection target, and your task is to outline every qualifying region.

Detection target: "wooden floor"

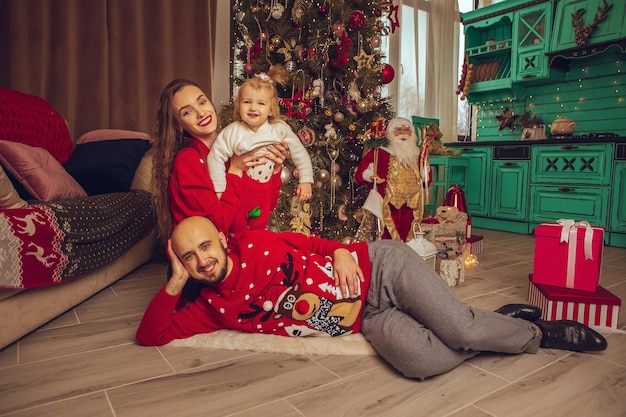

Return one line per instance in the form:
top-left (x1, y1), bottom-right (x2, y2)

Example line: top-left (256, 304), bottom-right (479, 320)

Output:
top-left (1, 228), bottom-right (625, 417)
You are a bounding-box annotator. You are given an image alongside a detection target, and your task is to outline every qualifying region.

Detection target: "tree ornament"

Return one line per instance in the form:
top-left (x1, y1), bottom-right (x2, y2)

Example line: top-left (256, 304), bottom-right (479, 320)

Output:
top-left (357, 98), bottom-right (369, 113)
top-left (324, 108), bottom-right (333, 117)
top-left (282, 90), bottom-right (313, 120)
top-left (318, 4), bottom-right (329, 16)
top-left (349, 10), bottom-right (365, 29)
top-left (387, 2), bottom-right (401, 33)
top-left (333, 111), bottom-right (345, 122)
top-left (353, 49), bottom-right (374, 70)
top-left (244, 62), bottom-right (254, 74)
top-left (271, 35), bottom-right (282, 47)
top-left (285, 60), bottom-right (297, 72)
top-left (281, 166), bottom-right (292, 184)
top-left (370, 35), bottom-right (381, 48)
top-left (330, 31), bottom-right (352, 69)
top-left (271, 3), bottom-right (285, 19)
top-left (380, 64), bottom-right (395, 84)
top-left (291, 0), bottom-right (306, 24)
top-left (318, 169), bottom-right (330, 183)
top-left (332, 22), bottom-right (346, 37)
top-left (297, 127), bottom-right (316, 146)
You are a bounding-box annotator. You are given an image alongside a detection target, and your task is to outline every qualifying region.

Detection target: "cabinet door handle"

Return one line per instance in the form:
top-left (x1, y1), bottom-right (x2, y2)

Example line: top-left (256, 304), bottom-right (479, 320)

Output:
top-left (521, 75), bottom-right (536, 79)
top-left (558, 187), bottom-right (575, 192)
top-left (561, 145), bottom-right (578, 150)
top-left (503, 162), bottom-right (519, 167)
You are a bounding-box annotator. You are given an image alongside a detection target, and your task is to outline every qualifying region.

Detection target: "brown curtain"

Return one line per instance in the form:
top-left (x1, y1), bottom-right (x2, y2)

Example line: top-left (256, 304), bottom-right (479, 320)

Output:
top-left (0, 0), bottom-right (217, 139)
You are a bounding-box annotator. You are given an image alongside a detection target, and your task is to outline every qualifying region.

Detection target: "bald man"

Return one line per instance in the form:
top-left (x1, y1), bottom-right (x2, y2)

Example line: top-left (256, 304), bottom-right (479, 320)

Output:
top-left (136, 216), bottom-right (607, 380)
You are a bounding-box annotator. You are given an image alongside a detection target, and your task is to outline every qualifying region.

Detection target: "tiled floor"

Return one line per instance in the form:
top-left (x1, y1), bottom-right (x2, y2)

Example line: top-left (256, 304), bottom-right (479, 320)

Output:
top-left (1, 228), bottom-right (625, 417)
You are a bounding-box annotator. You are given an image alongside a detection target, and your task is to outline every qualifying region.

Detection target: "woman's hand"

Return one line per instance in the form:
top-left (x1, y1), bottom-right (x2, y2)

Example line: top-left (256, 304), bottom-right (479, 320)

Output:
top-left (228, 142), bottom-right (288, 176)
top-left (266, 142), bottom-right (288, 173)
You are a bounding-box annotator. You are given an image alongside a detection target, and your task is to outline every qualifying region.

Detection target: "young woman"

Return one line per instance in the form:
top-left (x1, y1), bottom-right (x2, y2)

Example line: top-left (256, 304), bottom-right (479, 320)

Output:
top-left (152, 79), bottom-right (287, 301)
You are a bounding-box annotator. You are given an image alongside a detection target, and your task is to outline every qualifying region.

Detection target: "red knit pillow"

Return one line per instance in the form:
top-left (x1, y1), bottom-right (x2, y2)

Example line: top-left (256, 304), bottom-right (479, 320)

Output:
top-left (0, 88), bottom-right (74, 164)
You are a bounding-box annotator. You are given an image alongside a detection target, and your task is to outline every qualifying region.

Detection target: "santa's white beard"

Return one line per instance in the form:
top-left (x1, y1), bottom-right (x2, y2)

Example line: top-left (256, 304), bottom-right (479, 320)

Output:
top-left (389, 137), bottom-right (420, 168)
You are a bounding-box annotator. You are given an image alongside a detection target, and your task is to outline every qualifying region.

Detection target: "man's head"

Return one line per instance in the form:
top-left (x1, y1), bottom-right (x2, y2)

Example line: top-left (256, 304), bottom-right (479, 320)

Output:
top-left (385, 117), bottom-right (419, 167)
top-left (170, 216), bottom-right (231, 284)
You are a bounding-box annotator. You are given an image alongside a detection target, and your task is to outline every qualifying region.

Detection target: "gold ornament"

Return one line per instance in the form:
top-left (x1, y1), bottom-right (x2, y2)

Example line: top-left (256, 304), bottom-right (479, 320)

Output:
top-left (318, 169), bottom-right (330, 182)
top-left (348, 123), bottom-right (357, 131)
top-left (325, 108), bottom-right (333, 117)
top-left (331, 175), bottom-right (343, 188)
top-left (333, 111), bottom-right (345, 122)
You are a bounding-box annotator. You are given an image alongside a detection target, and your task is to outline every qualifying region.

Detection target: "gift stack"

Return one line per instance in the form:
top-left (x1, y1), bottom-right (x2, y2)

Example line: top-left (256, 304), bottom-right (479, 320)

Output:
top-left (528, 220), bottom-right (621, 330)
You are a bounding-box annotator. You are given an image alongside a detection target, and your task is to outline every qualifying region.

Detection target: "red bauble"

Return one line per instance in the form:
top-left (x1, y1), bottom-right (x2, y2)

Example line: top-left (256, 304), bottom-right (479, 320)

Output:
top-left (349, 10), bottom-right (365, 29)
top-left (380, 64), bottom-right (395, 84)
top-left (244, 62), bottom-right (254, 74)
top-left (318, 5), bottom-right (328, 15)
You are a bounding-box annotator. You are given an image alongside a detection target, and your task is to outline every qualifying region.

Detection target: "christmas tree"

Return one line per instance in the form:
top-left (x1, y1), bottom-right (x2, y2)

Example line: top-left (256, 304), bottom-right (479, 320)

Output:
top-left (224, 0), bottom-right (398, 242)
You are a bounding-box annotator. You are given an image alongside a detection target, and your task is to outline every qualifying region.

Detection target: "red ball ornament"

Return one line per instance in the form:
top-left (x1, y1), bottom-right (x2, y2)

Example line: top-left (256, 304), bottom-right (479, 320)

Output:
top-left (244, 62), bottom-right (254, 74)
top-left (318, 5), bottom-right (329, 16)
top-left (380, 64), bottom-right (395, 84)
top-left (349, 10), bottom-right (365, 29)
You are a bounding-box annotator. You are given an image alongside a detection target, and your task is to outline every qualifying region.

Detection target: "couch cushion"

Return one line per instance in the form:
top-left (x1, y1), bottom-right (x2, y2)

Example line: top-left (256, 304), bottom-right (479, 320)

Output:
top-left (76, 128), bottom-right (152, 144)
top-left (64, 138), bottom-right (151, 195)
top-left (0, 88), bottom-right (74, 164)
top-left (0, 165), bottom-right (28, 209)
top-left (0, 140), bottom-right (87, 201)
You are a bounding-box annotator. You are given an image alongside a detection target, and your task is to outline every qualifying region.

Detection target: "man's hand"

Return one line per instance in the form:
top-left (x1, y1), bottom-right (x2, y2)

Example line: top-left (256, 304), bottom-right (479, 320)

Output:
top-left (165, 239), bottom-right (190, 296)
top-left (332, 248), bottom-right (364, 299)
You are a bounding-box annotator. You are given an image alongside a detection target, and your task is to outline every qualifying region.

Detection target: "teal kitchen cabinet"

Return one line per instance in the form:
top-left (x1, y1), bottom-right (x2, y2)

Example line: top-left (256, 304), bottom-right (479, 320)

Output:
top-left (512, 1), bottom-right (553, 82)
top-left (609, 144), bottom-right (626, 247)
top-left (491, 160), bottom-right (529, 221)
top-left (550, 0), bottom-right (626, 53)
top-left (529, 143), bottom-right (612, 232)
top-left (455, 145), bottom-right (492, 217)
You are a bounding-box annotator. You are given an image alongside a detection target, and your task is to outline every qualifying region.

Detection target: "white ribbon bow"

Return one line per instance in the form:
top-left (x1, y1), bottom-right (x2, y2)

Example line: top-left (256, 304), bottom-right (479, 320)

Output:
top-left (556, 218), bottom-right (595, 288)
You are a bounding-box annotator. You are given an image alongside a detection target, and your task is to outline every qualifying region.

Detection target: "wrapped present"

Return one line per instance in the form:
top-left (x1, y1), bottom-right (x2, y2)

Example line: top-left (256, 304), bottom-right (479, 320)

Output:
top-left (466, 234), bottom-right (483, 255)
top-left (532, 219), bottom-right (604, 292)
top-left (436, 258), bottom-right (465, 287)
top-left (528, 275), bottom-right (621, 330)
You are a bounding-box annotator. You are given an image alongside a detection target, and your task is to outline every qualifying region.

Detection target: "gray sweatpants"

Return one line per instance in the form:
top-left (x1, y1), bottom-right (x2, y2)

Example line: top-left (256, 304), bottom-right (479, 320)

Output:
top-left (361, 240), bottom-right (540, 380)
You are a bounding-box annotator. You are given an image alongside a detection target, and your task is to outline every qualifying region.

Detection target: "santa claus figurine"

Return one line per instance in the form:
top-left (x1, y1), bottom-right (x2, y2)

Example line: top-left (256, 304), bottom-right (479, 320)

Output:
top-left (354, 117), bottom-right (424, 242)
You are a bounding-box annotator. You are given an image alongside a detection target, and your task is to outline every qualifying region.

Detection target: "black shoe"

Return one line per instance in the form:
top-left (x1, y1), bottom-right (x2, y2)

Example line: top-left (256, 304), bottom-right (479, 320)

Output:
top-left (535, 319), bottom-right (607, 352)
top-left (495, 304), bottom-right (542, 322)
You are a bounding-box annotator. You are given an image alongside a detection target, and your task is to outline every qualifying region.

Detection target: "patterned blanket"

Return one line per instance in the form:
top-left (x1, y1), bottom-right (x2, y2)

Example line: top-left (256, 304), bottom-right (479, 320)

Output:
top-left (0, 190), bottom-right (156, 289)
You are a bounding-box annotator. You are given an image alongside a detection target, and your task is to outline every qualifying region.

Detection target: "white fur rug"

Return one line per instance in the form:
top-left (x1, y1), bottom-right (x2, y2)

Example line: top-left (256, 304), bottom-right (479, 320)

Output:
top-left (168, 330), bottom-right (377, 356)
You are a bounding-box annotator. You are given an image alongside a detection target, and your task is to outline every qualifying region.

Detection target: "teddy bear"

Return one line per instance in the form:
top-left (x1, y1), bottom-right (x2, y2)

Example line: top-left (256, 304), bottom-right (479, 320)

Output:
top-left (420, 205), bottom-right (470, 287)
top-left (424, 123), bottom-right (461, 156)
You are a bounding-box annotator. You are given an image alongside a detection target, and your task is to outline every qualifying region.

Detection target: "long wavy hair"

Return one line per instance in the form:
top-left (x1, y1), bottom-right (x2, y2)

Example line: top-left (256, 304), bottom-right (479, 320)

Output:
top-left (152, 78), bottom-right (199, 245)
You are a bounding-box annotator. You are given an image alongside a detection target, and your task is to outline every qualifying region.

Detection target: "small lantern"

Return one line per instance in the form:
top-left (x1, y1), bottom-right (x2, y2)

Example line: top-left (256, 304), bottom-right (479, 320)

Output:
top-left (407, 226), bottom-right (437, 269)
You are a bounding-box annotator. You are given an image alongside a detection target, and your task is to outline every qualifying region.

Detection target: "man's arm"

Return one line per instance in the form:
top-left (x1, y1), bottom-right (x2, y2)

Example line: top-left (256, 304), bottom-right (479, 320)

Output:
top-left (136, 241), bottom-right (219, 346)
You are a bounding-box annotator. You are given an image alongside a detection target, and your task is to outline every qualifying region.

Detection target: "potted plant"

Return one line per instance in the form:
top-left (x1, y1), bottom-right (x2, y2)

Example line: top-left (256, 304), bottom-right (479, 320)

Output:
top-left (518, 111), bottom-right (546, 140)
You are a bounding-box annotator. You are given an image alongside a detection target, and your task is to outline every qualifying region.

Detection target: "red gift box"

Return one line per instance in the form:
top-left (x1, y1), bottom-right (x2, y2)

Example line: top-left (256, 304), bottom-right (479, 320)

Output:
top-left (528, 275), bottom-right (621, 330)
top-left (532, 220), bottom-right (604, 292)
top-left (466, 235), bottom-right (483, 255)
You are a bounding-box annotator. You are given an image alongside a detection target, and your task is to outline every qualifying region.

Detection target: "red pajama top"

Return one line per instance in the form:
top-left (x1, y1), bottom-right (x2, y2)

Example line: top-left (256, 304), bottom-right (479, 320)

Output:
top-left (168, 137), bottom-right (282, 242)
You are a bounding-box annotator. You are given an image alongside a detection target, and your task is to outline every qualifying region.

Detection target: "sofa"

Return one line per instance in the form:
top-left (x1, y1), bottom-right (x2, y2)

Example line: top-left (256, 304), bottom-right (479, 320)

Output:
top-left (0, 88), bottom-right (158, 349)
